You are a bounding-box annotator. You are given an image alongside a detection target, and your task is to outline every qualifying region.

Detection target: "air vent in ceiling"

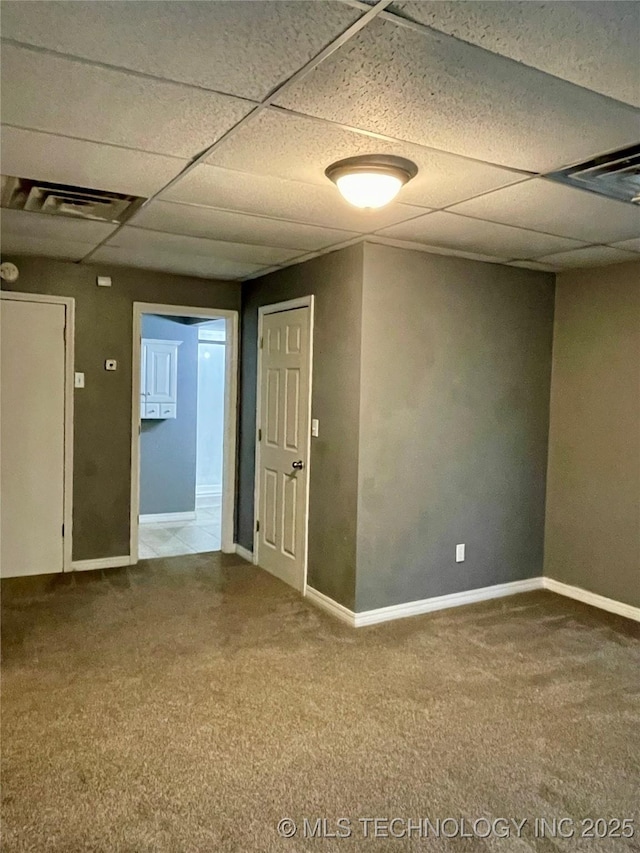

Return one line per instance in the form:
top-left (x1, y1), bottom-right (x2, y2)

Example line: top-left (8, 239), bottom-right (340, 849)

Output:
top-left (0, 176), bottom-right (146, 223)
top-left (546, 144), bottom-right (640, 205)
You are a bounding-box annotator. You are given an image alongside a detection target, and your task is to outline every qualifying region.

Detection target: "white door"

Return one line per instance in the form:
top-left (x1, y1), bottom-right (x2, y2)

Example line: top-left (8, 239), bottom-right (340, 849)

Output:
top-left (1, 298), bottom-right (67, 577)
top-left (256, 305), bottom-right (312, 591)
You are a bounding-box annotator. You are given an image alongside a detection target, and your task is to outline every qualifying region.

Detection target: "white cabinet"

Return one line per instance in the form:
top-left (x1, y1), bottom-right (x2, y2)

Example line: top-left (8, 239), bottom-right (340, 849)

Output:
top-left (140, 339), bottom-right (181, 419)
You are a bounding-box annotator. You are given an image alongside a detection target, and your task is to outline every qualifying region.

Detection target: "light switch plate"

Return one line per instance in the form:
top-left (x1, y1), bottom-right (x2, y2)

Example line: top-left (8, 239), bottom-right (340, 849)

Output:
top-left (456, 544), bottom-right (465, 563)
top-left (105, 359), bottom-right (117, 371)
top-left (74, 372), bottom-right (85, 388)
top-left (311, 418), bottom-right (319, 438)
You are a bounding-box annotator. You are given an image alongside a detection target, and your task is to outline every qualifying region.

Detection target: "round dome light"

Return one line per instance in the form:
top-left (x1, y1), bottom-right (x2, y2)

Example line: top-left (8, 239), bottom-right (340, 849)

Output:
top-left (325, 155), bottom-right (418, 209)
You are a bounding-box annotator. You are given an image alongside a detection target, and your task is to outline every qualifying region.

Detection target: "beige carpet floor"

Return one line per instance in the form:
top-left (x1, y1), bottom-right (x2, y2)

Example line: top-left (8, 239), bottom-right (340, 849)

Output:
top-left (2, 555), bottom-right (639, 852)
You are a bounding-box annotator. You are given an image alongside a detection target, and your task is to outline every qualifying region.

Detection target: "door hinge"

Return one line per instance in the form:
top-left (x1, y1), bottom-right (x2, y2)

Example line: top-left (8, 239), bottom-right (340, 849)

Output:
top-left (259, 336), bottom-right (264, 349)
top-left (258, 428), bottom-right (262, 441)
top-left (62, 524), bottom-right (65, 537)
top-left (256, 520), bottom-right (260, 532)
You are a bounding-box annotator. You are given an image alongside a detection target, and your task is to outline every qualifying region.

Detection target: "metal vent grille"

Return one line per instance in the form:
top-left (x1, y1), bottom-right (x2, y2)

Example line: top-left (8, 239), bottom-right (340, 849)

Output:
top-left (0, 176), bottom-right (145, 223)
top-left (546, 144), bottom-right (640, 205)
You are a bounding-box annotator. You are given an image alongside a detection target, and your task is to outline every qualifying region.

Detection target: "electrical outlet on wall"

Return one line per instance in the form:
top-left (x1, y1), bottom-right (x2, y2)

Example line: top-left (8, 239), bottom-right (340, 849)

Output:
top-left (456, 543), bottom-right (465, 563)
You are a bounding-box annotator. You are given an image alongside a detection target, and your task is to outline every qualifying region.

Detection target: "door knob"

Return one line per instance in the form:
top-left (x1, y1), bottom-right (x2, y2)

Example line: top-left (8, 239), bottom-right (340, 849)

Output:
top-left (291, 460), bottom-right (304, 470)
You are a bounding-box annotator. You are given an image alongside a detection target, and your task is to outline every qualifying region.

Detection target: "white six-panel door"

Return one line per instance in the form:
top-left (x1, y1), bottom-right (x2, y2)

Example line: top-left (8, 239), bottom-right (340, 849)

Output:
top-left (1, 297), bottom-right (69, 577)
top-left (256, 305), bottom-right (312, 592)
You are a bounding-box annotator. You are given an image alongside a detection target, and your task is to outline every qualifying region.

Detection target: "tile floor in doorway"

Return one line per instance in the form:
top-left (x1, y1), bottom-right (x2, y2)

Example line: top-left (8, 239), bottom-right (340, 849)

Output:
top-left (138, 504), bottom-right (221, 558)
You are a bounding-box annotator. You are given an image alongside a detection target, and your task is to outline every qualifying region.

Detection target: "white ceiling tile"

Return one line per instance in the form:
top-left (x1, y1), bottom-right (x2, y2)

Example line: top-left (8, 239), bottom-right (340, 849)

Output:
top-left (163, 164), bottom-right (429, 231)
top-left (1, 45), bottom-right (253, 159)
top-left (1, 127), bottom-right (187, 198)
top-left (449, 179), bottom-right (640, 244)
top-left (104, 226), bottom-right (302, 266)
top-left (377, 211), bottom-right (587, 258)
top-left (131, 201), bottom-right (357, 251)
top-left (1, 0), bottom-right (360, 101)
top-left (90, 246), bottom-right (261, 281)
top-left (205, 108), bottom-right (525, 207)
top-left (395, 1), bottom-right (640, 107)
top-left (1, 208), bottom-right (117, 244)
top-left (0, 233), bottom-right (96, 262)
top-left (273, 18), bottom-right (640, 172)
top-left (536, 245), bottom-right (640, 268)
top-left (610, 237), bottom-right (640, 254)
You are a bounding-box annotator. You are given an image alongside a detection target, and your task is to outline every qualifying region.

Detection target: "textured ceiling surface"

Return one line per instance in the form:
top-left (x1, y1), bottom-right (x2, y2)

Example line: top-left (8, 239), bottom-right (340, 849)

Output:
top-left (394, 1), bottom-right (640, 107)
top-left (1, 0), bottom-right (639, 279)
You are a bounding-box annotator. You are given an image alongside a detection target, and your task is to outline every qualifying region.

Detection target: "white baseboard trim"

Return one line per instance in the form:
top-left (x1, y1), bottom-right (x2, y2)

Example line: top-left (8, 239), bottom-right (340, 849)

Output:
top-left (196, 485), bottom-right (222, 498)
top-left (306, 578), bottom-right (544, 628)
top-left (356, 577), bottom-right (545, 627)
top-left (543, 577), bottom-right (640, 622)
top-left (139, 511), bottom-right (196, 525)
top-left (234, 544), bottom-right (255, 564)
top-left (306, 575), bottom-right (640, 627)
top-left (71, 556), bottom-right (133, 572)
top-left (305, 586), bottom-right (357, 626)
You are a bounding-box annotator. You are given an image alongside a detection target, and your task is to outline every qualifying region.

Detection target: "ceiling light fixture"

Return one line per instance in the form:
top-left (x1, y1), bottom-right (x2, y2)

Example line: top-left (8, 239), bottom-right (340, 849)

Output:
top-left (325, 155), bottom-right (418, 209)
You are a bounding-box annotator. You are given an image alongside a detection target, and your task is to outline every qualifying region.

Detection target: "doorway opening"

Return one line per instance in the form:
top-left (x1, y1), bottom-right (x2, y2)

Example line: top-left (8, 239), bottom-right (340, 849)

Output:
top-left (131, 303), bottom-right (238, 562)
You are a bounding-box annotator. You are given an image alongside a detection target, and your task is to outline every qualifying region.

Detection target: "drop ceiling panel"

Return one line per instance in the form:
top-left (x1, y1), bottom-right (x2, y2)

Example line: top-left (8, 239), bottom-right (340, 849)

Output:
top-left (1, 208), bottom-right (118, 244)
top-left (104, 226), bottom-right (302, 266)
top-left (204, 108), bottom-right (525, 208)
top-left (449, 179), bottom-right (640, 244)
top-left (274, 18), bottom-right (640, 172)
top-left (162, 164), bottom-right (429, 231)
top-left (1, 0), bottom-right (360, 100)
top-left (395, 1), bottom-right (640, 107)
top-left (90, 246), bottom-right (262, 281)
top-left (132, 201), bottom-right (357, 251)
top-left (1, 126), bottom-right (187, 198)
top-left (536, 245), bottom-right (640, 268)
top-left (378, 211), bottom-right (587, 258)
top-left (1, 45), bottom-right (253, 159)
top-left (0, 234), bottom-right (97, 262)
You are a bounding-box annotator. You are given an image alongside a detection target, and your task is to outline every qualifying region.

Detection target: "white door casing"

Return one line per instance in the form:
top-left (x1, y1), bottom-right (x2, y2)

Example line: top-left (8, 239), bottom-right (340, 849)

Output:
top-left (255, 299), bottom-right (313, 592)
top-left (0, 293), bottom-right (74, 577)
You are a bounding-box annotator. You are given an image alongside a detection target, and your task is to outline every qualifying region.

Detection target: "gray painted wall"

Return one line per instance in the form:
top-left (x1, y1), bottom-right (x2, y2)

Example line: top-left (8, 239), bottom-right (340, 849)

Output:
top-left (140, 315), bottom-right (198, 516)
top-left (237, 245), bottom-right (364, 608)
top-left (1, 255), bottom-right (239, 561)
top-left (544, 261), bottom-right (640, 607)
top-left (356, 243), bottom-right (555, 611)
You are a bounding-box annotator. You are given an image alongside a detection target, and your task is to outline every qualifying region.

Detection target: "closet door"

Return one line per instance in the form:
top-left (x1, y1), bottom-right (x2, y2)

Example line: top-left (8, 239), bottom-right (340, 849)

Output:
top-left (1, 297), bottom-right (67, 577)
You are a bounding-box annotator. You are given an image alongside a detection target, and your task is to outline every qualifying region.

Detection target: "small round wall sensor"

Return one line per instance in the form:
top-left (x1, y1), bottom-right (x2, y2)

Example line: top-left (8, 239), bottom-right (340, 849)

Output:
top-left (0, 262), bottom-right (19, 283)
